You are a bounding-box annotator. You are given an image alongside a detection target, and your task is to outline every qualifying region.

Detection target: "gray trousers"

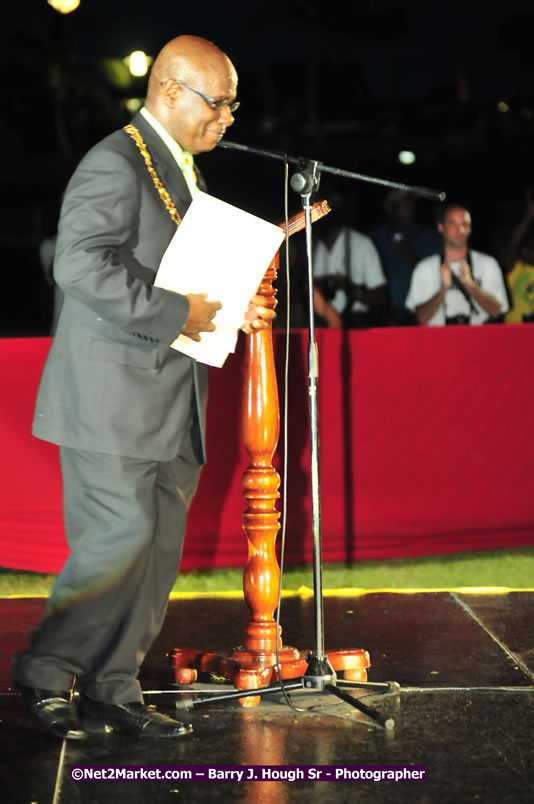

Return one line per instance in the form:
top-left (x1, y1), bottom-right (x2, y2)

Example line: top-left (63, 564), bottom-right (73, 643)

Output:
top-left (13, 427), bottom-right (201, 703)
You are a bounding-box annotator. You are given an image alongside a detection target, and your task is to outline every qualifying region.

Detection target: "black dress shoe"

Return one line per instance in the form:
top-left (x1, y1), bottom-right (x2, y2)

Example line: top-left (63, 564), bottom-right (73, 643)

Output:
top-left (77, 697), bottom-right (193, 738)
top-left (13, 681), bottom-right (87, 740)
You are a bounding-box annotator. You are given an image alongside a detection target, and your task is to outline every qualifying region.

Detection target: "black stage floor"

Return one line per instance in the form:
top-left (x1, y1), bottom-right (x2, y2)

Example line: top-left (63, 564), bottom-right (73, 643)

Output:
top-left (1, 589), bottom-right (533, 803)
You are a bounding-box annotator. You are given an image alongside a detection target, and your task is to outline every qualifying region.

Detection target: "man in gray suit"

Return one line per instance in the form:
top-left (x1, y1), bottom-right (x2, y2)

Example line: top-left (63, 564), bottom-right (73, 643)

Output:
top-left (12, 35), bottom-right (274, 739)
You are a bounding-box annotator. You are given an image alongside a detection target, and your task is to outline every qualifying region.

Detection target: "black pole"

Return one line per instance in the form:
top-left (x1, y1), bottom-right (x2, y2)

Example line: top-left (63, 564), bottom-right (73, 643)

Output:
top-left (218, 140), bottom-right (446, 202)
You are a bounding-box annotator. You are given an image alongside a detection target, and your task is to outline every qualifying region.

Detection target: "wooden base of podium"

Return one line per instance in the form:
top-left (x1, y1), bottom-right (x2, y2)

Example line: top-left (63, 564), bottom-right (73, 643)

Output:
top-left (170, 643), bottom-right (371, 708)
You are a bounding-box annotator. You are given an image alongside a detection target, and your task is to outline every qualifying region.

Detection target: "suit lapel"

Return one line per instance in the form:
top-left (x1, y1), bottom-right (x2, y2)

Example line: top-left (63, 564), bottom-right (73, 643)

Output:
top-left (129, 113), bottom-right (194, 220)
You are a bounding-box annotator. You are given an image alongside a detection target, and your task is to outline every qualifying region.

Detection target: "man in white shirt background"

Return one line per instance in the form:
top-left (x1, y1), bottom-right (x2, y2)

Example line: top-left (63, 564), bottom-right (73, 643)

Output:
top-left (406, 204), bottom-right (509, 326)
top-left (313, 189), bottom-right (389, 328)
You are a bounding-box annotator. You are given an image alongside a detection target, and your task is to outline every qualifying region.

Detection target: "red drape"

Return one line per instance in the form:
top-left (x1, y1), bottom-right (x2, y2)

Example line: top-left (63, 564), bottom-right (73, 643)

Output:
top-left (1, 327), bottom-right (532, 574)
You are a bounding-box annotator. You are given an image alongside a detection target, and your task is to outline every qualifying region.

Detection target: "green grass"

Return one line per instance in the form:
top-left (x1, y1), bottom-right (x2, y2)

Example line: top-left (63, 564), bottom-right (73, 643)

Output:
top-left (2, 547), bottom-right (533, 597)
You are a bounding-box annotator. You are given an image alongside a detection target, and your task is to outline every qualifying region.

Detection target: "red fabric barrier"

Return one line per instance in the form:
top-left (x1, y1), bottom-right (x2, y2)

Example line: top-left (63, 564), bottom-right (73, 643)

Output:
top-left (1, 327), bottom-right (533, 574)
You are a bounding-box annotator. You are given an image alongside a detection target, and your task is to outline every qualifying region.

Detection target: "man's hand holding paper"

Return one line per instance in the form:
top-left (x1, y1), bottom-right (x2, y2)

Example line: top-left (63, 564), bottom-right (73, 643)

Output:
top-left (154, 191), bottom-right (285, 366)
top-left (240, 294), bottom-right (276, 334)
top-left (182, 293), bottom-right (222, 342)
top-left (181, 292), bottom-right (275, 342)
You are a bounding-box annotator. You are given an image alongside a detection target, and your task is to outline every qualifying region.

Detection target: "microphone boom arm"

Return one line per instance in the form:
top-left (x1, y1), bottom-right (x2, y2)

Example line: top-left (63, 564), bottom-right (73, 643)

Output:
top-left (218, 140), bottom-right (446, 202)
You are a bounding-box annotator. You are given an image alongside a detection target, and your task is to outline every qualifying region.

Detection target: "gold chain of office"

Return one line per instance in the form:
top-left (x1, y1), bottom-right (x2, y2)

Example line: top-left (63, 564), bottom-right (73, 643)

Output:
top-left (123, 124), bottom-right (183, 227)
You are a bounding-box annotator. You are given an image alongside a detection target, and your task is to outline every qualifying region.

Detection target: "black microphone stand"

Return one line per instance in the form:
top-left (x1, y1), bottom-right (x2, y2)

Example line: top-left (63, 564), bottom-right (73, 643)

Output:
top-left (176, 143), bottom-right (446, 728)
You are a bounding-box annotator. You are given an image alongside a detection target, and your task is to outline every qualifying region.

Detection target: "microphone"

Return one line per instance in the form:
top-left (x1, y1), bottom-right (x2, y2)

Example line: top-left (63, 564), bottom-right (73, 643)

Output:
top-left (218, 140), bottom-right (290, 163)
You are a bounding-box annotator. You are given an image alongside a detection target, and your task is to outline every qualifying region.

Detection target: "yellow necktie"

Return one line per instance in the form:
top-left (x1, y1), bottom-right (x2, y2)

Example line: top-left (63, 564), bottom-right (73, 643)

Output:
top-left (180, 153), bottom-right (198, 198)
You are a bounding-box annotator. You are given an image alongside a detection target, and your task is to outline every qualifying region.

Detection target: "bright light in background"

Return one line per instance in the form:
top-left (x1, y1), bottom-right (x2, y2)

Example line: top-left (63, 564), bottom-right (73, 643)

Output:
top-left (398, 150), bottom-right (416, 165)
top-left (125, 98), bottom-right (144, 114)
top-left (127, 51), bottom-right (150, 78)
top-left (497, 101), bottom-right (509, 113)
top-left (47, 0), bottom-right (80, 13)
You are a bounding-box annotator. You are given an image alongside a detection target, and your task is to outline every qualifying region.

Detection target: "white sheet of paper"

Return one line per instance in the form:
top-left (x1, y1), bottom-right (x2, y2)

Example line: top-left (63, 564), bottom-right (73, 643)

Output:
top-left (154, 192), bottom-right (285, 367)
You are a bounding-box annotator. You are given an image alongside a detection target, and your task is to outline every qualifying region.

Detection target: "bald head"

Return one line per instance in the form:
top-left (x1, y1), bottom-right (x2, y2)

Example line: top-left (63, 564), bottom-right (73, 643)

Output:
top-left (148, 36), bottom-right (232, 98)
top-left (144, 35), bottom-right (238, 154)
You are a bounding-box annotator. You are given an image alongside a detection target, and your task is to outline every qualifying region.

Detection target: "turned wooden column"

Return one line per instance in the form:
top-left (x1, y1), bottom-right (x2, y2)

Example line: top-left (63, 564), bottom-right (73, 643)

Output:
top-left (230, 202), bottom-right (333, 674)
top-left (171, 200), bottom-right (371, 698)
top-left (232, 253), bottom-right (286, 661)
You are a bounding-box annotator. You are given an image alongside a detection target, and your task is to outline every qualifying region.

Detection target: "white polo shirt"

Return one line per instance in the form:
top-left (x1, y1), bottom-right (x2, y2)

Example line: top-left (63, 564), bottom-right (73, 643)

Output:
top-left (313, 227), bottom-right (385, 313)
top-left (406, 250), bottom-right (509, 325)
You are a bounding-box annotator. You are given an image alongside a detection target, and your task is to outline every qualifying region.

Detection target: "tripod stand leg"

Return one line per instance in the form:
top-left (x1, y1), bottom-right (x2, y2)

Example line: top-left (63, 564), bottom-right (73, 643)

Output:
top-left (175, 679), bottom-right (306, 709)
top-left (336, 679), bottom-right (400, 693)
top-left (324, 683), bottom-right (395, 730)
top-left (175, 676), bottom-right (395, 730)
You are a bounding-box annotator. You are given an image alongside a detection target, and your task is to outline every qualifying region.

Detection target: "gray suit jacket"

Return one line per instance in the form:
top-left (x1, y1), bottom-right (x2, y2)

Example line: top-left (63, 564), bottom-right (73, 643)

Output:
top-left (33, 113), bottom-right (208, 463)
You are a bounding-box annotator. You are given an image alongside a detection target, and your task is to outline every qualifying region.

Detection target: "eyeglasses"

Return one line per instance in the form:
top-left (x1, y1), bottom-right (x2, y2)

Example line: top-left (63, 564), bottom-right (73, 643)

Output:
top-left (161, 79), bottom-right (240, 114)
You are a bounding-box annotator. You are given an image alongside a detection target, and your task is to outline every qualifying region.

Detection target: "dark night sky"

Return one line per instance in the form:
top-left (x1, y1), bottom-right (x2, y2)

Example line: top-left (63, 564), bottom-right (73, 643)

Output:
top-left (5, 1), bottom-right (534, 180)
top-left (2, 0), bottom-right (534, 332)
top-left (50, 0), bottom-right (533, 100)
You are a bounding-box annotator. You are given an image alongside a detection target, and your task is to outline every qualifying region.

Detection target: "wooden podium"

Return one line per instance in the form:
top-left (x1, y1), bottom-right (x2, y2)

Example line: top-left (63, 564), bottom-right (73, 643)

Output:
top-left (171, 202), bottom-right (370, 705)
